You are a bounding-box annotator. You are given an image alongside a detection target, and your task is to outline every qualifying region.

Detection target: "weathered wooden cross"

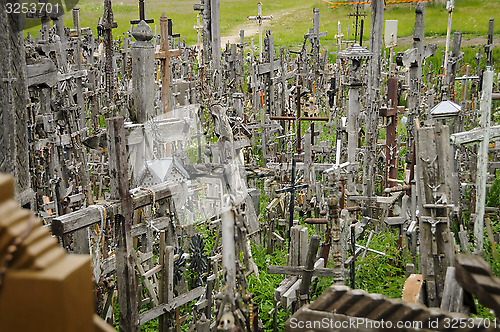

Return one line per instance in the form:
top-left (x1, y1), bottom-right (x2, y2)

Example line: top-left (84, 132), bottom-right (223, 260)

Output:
top-left (267, 235), bottom-right (337, 305)
top-left (450, 69), bottom-right (500, 253)
top-left (155, 13), bottom-right (182, 116)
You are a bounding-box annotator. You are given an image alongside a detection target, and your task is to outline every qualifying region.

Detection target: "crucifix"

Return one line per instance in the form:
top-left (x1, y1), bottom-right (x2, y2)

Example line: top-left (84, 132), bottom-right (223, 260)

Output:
top-left (130, 0), bottom-right (154, 27)
top-left (155, 13), bottom-right (182, 116)
top-left (276, 159), bottom-right (309, 241)
top-left (450, 69), bottom-right (500, 253)
top-left (247, 2), bottom-right (273, 62)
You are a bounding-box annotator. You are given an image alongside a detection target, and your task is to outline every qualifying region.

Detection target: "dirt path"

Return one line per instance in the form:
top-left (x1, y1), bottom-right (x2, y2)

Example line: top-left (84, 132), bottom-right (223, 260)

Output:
top-left (220, 6), bottom-right (308, 47)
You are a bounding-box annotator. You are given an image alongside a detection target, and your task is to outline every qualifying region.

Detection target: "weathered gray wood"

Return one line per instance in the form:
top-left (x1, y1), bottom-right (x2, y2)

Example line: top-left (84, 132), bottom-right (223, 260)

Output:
top-left (0, 2), bottom-right (31, 207)
top-left (130, 21), bottom-right (155, 123)
top-left (299, 235), bottom-right (321, 300)
top-left (267, 265), bottom-right (337, 277)
top-left (139, 286), bottom-right (205, 324)
top-left (107, 117), bottom-right (139, 332)
top-left (473, 70), bottom-right (494, 252)
top-left (51, 182), bottom-right (178, 236)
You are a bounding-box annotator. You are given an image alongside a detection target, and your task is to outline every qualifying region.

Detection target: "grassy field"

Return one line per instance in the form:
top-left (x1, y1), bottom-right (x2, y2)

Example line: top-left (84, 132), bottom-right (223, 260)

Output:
top-left (26, 0), bottom-right (499, 50)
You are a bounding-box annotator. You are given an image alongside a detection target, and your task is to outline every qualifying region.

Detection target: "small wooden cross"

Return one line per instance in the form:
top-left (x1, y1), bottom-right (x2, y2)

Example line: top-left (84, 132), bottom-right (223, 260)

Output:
top-left (267, 235), bottom-right (337, 304)
top-left (155, 13), bottom-right (182, 116)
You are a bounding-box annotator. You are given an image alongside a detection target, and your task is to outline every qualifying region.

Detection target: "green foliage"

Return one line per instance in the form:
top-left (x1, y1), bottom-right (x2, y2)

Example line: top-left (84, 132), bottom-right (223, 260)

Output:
top-left (352, 229), bottom-right (410, 298)
top-left (486, 177), bottom-right (500, 207)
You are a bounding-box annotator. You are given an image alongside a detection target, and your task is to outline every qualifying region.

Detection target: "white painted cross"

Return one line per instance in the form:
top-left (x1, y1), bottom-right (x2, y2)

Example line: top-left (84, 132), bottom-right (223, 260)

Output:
top-left (247, 2), bottom-right (273, 62)
top-left (450, 69), bottom-right (500, 253)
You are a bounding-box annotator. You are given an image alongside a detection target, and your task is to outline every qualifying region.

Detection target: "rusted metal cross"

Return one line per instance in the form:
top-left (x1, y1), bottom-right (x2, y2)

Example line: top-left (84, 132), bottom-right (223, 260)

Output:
top-left (155, 13), bottom-right (182, 116)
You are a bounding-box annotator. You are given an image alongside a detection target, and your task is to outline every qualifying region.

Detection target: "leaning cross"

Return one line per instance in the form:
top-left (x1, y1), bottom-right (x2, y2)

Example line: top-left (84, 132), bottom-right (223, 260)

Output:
top-left (155, 13), bottom-right (182, 116)
top-left (130, 0), bottom-right (154, 26)
top-left (275, 159), bottom-right (309, 241)
top-left (450, 69), bottom-right (500, 253)
top-left (247, 2), bottom-right (273, 62)
top-left (267, 235), bottom-right (337, 304)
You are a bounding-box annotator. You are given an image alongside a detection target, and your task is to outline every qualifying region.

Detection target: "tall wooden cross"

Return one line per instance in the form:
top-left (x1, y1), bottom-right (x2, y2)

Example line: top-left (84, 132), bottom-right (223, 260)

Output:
top-left (450, 69), bottom-right (500, 253)
top-left (276, 159), bottom-right (309, 241)
top-left (100, 0), bottom-right (118, 102)
top-left (247, 2), bottom-right (273, 62)
top-left (130, 0), bottom-right (154, 26)
top-left (155, 13), bottom-right (181, 116)
top-left (303, 8), bottom-right (328, 68)
top-left (379, 77), bottom-right (405, 189)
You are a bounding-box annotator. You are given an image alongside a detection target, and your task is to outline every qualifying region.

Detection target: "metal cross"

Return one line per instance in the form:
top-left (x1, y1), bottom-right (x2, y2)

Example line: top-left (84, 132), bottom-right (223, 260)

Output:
top-left (275, 159), bottom-right (309, 241)
top-left (130, 0), bottom-right (154, 26)
top-left (247, 2), bottom-right (273, 62)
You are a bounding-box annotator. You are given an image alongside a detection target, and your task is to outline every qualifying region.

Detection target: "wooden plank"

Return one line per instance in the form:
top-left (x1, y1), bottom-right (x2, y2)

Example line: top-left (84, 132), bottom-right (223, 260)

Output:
top-left (299, 235), bottom-right (321, 299)
top-left (267, 265), bottom-right (337, 277)
top-left (52, 182), bottom-right (178, 236)
top-left (139, 286), bottom-right (205, 324)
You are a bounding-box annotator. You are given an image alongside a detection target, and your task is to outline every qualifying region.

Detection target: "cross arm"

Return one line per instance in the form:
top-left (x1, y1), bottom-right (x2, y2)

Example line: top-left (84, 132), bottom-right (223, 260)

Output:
top-left (267, 265), bottom-right (337, 277)
top-left (275, 183), bottom-right (309, 194)
top-left (450, 125), bottom-right (500, 145)
top-left (155, 49), bottom-right (182, 60)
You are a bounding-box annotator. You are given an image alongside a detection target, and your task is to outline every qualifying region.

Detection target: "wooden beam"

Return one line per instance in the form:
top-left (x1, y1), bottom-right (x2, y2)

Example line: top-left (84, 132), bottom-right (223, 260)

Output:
top-left (51, 182), bottom-right (178, 237)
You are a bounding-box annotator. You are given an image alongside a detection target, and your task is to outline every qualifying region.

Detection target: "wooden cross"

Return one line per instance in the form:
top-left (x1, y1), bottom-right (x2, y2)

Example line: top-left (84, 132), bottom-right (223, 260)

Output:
top-left (270, 85), bottom-right (329, 152)
top-left (303, 7), bottom-right (328, 65)
top-left (99, 0), bottom-right (118, 101)
top-left (247, 2), bottom-right (273, 62)
top-left (155, 13), bottom-right (182, 116)
top-left (276, 159), bottom-right (309, 240)
top-left (450, 69), bottom-right (500, 252)
top-left (130, 0), bottom-right (154, 26)
top-left (267, 235), bottom-right (337, 304)
top-left (379, 77), bottom-right (405, 189)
